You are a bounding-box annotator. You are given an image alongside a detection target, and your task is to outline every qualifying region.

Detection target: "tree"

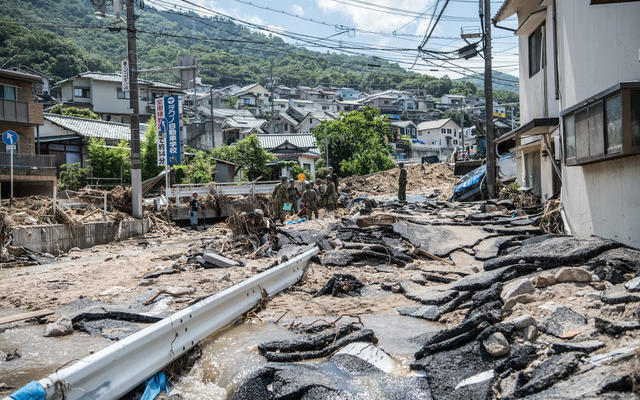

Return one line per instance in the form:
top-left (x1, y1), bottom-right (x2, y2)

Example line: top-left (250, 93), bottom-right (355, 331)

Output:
top-left (58, 163), bottom-right (89, 191)
top-left (210, 134), bottom-right (276, 181)
top-left (87, 137), bottom-right (131, 183)
top-left (141, 117), bottom-right (164, 181)
top-left (313, 107), bottom-right (394, 177)
top-left (185, 150), bottom-right (214, 183)
top-left (49, 105), bottom-right (100, 120)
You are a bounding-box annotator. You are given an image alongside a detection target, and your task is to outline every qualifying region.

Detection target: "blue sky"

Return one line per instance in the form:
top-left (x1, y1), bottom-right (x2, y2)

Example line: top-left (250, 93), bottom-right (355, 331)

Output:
top-left (154, 0), bottom-right (519, 79)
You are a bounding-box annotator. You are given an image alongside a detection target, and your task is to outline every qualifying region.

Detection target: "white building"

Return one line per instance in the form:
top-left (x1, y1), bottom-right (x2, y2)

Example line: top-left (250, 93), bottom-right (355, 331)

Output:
top-left (414, 118), bottom-right (462, 161)
top-left (494, 0), bottom-right (640, 248)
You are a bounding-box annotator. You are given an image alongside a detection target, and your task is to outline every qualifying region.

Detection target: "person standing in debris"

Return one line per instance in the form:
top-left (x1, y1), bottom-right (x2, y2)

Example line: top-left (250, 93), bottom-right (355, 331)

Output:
top-left (189, 192), bottom-right (202, 231)
top-left (272, 176), bottom-right (290, 224)
top-left (328, 167), bottom-right (339, 193)
top-left (315, 178), bottom-right (325, 210)
top-left (288, 179), bottom-right (301, 215)
top-left (301, 182), bottom-right (319, 220)
top-left (324, 175), bottom-right (337, 212)
top-left (398, 162), bottom-right (407, 203)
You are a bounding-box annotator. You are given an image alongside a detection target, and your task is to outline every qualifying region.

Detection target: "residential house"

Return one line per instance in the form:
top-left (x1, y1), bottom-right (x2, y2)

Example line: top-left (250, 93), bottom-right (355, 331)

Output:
top-left (10, 65), bottom-right (55, 104)
top-left (289, 99), bottom-right (315, 110)
top-left (274, 85), bottom-right (295, 98)
top-left (39, 113), bottom-right (141, 167)
top-left (221, 116), bottom-right (266, 145)
top-left (413, 118), bottom-right (462, 161)
top-left (335, 87), bottom-right (361, 100)
top-left (256, 134), bottom-right (320, 178)
top-left (262, 112), bottom-right (300, 135)
top-left (390, 120), bottom-right (418, 140)
top-left (53, 72), bottom-right (183, 124)
top-left (0, 68), bottom-right (56, 196)
top-left (232, 83), bottom-right (270, 115)
top-left (494, 0), bottom-right (640, 247)
top-left (190, 108), bottom-right (253, 151)
top-left (296, 111), bottom-right (336, 133)
top-left (272, 99), bottom-right (289, 113)
top-left (335, 99), bottom-right (360, 113)
top-left (313, 101), bottom-right (339, 114)
top-left (441, 94), bottom-right (466, 107)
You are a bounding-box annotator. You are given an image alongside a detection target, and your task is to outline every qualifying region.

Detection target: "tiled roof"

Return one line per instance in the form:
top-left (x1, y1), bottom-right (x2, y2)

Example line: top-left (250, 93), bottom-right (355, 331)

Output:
top-left (256, 134), bottom-right (317, 150)
top-left (196, 107), bottom-right (253, 118)
top-left (222, 117), bottom-right (266, 129)
top-left (272, 149), bottom-right (321, 158)
top-left (44, 113), bottom-right (142, 141)
top-left (391, 120), bottom-right (416, 128)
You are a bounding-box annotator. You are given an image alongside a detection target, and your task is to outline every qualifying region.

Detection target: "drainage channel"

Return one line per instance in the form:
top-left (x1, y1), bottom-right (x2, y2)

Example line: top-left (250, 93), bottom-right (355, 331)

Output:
top-left (2, 246), bottom-right (319, 400)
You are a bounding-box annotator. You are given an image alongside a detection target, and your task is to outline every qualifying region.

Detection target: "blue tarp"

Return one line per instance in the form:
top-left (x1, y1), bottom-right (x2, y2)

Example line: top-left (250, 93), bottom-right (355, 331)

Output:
top-left (141, 372), bottom-right (171, 400)
top-left (9, 381), bottom-right (45, 400)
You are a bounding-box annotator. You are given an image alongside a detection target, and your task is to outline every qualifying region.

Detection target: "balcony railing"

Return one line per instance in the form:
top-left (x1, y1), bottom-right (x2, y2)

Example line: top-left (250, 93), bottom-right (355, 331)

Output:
top-left (0, 152), bottom-right (56, 168)
top-left (0, 98), bottom-right (29, 123)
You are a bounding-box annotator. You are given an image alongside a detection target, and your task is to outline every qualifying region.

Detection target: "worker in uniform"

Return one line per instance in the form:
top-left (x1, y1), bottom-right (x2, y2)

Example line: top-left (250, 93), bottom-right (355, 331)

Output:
top-left (301, 182), bottom-right (319, 220)
top-left (315, 178), bottom-right (325, 210)
top-left (288, 179), bottom-right (301, 215)
top-left (323, 175), bottom-right (337, 212)
top-left (328, 166), bottom-right (339, 193)
top-left (398, 162), bottom-right (407, 203)
top-left (271, 176), bottom-right (290, 223)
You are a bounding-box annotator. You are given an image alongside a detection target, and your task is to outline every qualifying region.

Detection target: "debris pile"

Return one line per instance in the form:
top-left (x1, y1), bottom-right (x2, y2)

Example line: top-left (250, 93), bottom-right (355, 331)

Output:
top-left (341, 163), bottom-right (455, 197)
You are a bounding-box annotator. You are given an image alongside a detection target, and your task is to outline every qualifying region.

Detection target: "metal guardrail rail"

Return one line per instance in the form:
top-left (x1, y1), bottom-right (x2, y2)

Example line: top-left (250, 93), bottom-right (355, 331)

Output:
top-left (3, 246), bottom-right (319, 400)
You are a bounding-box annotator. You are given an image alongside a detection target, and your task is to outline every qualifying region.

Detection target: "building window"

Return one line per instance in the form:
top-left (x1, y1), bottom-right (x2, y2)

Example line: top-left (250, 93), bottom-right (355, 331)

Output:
top-left (74, 87), bottom-right (90, 98)
top-left (243, 98), bottom-right (251, 105)
top-left (117, 89), bottom-right (130, 99)
top-left (447, 129), bottom-right (452, 134)
top-left (419, 132), bottom-right (422, 136)
top-left (563, 86), bottom-right (640, 165)
top-left (303, 163), bottom-right (311, 171)
top-left (605, 95), bottom-right (623, 153)
top-left (441, 128), bottom-right (446, 134)
top-left (453, 140), bottom-right (458, 145)
top-left (0, 84), bottom-right (17, 100)
top-left (384, 100), bottom-right (389, 105)
top-left (528, 22), bottom-right (546, 77)
top-left (284, 124), bottom-right (289, 132)
top-left (274, 126), bottom-right (279, 133)
top-left (140, 89), bottom-right (148, 101)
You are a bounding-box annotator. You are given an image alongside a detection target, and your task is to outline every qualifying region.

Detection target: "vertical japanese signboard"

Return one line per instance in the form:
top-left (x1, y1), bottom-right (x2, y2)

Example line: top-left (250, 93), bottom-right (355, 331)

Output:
top-left (121, 60), bottom-right (130, 91)
top-left (155, 95), bottom-right (181, 166)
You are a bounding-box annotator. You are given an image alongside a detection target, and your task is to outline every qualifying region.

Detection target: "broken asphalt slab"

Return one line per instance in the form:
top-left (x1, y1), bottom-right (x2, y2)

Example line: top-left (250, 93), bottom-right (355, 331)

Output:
top-left (483, 236), bottom-right (625, 271)
top-left (392, 220), bottom-right (489, 258)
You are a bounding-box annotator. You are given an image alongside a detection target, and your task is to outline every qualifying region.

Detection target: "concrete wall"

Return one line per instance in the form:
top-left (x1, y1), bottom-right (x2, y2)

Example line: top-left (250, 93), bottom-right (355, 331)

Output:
top-left (562, 155), bottom-right (640, 248)
top-left (556, 1), bottom-right (640, 248)
top-left (12, 219), bottom-right (151, 254)
top-left (557, 1), bottom-right (640, 109)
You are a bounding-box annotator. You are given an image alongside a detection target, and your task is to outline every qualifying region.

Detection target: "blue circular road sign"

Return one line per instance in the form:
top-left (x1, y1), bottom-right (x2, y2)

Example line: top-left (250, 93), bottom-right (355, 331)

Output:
top-left (2, 130), bottom-right (18, 146)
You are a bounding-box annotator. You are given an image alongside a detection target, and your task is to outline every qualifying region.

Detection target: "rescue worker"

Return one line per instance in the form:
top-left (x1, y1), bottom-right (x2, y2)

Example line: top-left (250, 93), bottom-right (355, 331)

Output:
top-left (301, 182), bottom-right (319, 220)
top-left (398, 162), bottom-right (407, 203)
top-left (288, 179), bottom-right (301, 215)
top-left (315, 178), bottom-right (325, 209)
top-left (323, 175), bottom-right (337, 212)
top-left (328, 166), bottom-right (339, 193)
top-left (271, 176), bottom-right (290, 223)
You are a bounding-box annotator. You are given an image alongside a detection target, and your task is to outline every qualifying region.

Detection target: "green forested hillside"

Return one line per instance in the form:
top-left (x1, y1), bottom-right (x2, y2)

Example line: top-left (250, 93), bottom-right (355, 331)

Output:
top-left (0, 0), bottom-right (518, 98)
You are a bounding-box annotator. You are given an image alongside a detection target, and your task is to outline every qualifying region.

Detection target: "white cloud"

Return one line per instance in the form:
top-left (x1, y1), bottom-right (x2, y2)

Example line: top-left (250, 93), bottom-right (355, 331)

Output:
top-left (314, 0), bottom-right (434, 33)
top-left (291, 4), bottom-right (304, 16)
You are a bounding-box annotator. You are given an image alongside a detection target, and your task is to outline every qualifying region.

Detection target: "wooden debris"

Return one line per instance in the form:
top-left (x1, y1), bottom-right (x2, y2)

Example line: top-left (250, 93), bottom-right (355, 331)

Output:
top-left (0, 309), bottom-right (54, 325)
top-left (143, 288), bottom-right (196, 306)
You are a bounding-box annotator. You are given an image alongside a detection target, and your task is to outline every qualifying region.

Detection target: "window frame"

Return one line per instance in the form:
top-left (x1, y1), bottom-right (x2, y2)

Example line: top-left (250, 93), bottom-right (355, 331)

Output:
top-left (117, 89), bottom-right (130, 100)
top-left (74, 87), bottom-right (90, 98)
top-left (0, 84), bottom-right (18, 100)
top-left (528, 22), bottom-right (546, 77)
top-left (562, 83), bottom-right (640, 166)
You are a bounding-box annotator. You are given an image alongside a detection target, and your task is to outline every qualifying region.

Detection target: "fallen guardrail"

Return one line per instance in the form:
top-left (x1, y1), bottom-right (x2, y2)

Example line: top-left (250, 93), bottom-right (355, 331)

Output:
top-left (4, 246), bottom-right (319, 400)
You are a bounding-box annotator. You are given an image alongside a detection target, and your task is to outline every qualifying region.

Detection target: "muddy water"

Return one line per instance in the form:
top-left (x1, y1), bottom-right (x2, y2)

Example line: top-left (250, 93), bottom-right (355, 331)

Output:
top-left (0, 317), bottom-right (110, 388)
top-left (171, 315), bottom-right (441, 399)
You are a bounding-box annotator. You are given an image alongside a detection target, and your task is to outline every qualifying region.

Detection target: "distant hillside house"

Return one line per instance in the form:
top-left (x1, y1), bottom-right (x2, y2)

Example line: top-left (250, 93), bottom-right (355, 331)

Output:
top-left (231, 83), bottom-right (270, 115)
top-left (221, 116), bottom-right (266, 145)
top-left (413, 118), bottom-right (461, 161)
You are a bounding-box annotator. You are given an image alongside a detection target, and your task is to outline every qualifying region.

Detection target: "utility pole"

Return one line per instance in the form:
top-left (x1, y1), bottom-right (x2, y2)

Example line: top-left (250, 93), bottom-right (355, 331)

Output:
top-left (126, 0), bottom-right (142, 217)
top-left (483, 0), bottom-right (496, 198)
top-left (210, 86), bottom-right (215, 148)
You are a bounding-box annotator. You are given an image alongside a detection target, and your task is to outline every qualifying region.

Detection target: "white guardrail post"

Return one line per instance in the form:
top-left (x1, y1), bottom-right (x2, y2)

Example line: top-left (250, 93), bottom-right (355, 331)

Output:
top-left (4, 246), bottom-right (319, 400)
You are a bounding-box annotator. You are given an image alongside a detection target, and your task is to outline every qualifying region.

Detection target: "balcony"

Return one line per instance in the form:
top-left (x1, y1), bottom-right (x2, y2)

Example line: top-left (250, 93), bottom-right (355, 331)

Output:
top-left (0, 152), bottom-right (56, 168)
